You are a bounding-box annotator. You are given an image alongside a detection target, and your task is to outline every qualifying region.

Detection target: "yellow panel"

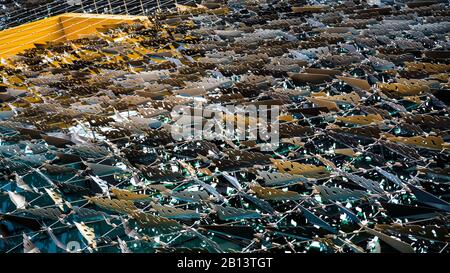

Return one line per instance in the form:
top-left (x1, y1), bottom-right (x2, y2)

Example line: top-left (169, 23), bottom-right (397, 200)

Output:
top-left (0, 16), bottom-right (65, 58)
top-left (0, 13), bottom-right (150, 59)
top-left (59, 13), bottom-right (149, 40)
